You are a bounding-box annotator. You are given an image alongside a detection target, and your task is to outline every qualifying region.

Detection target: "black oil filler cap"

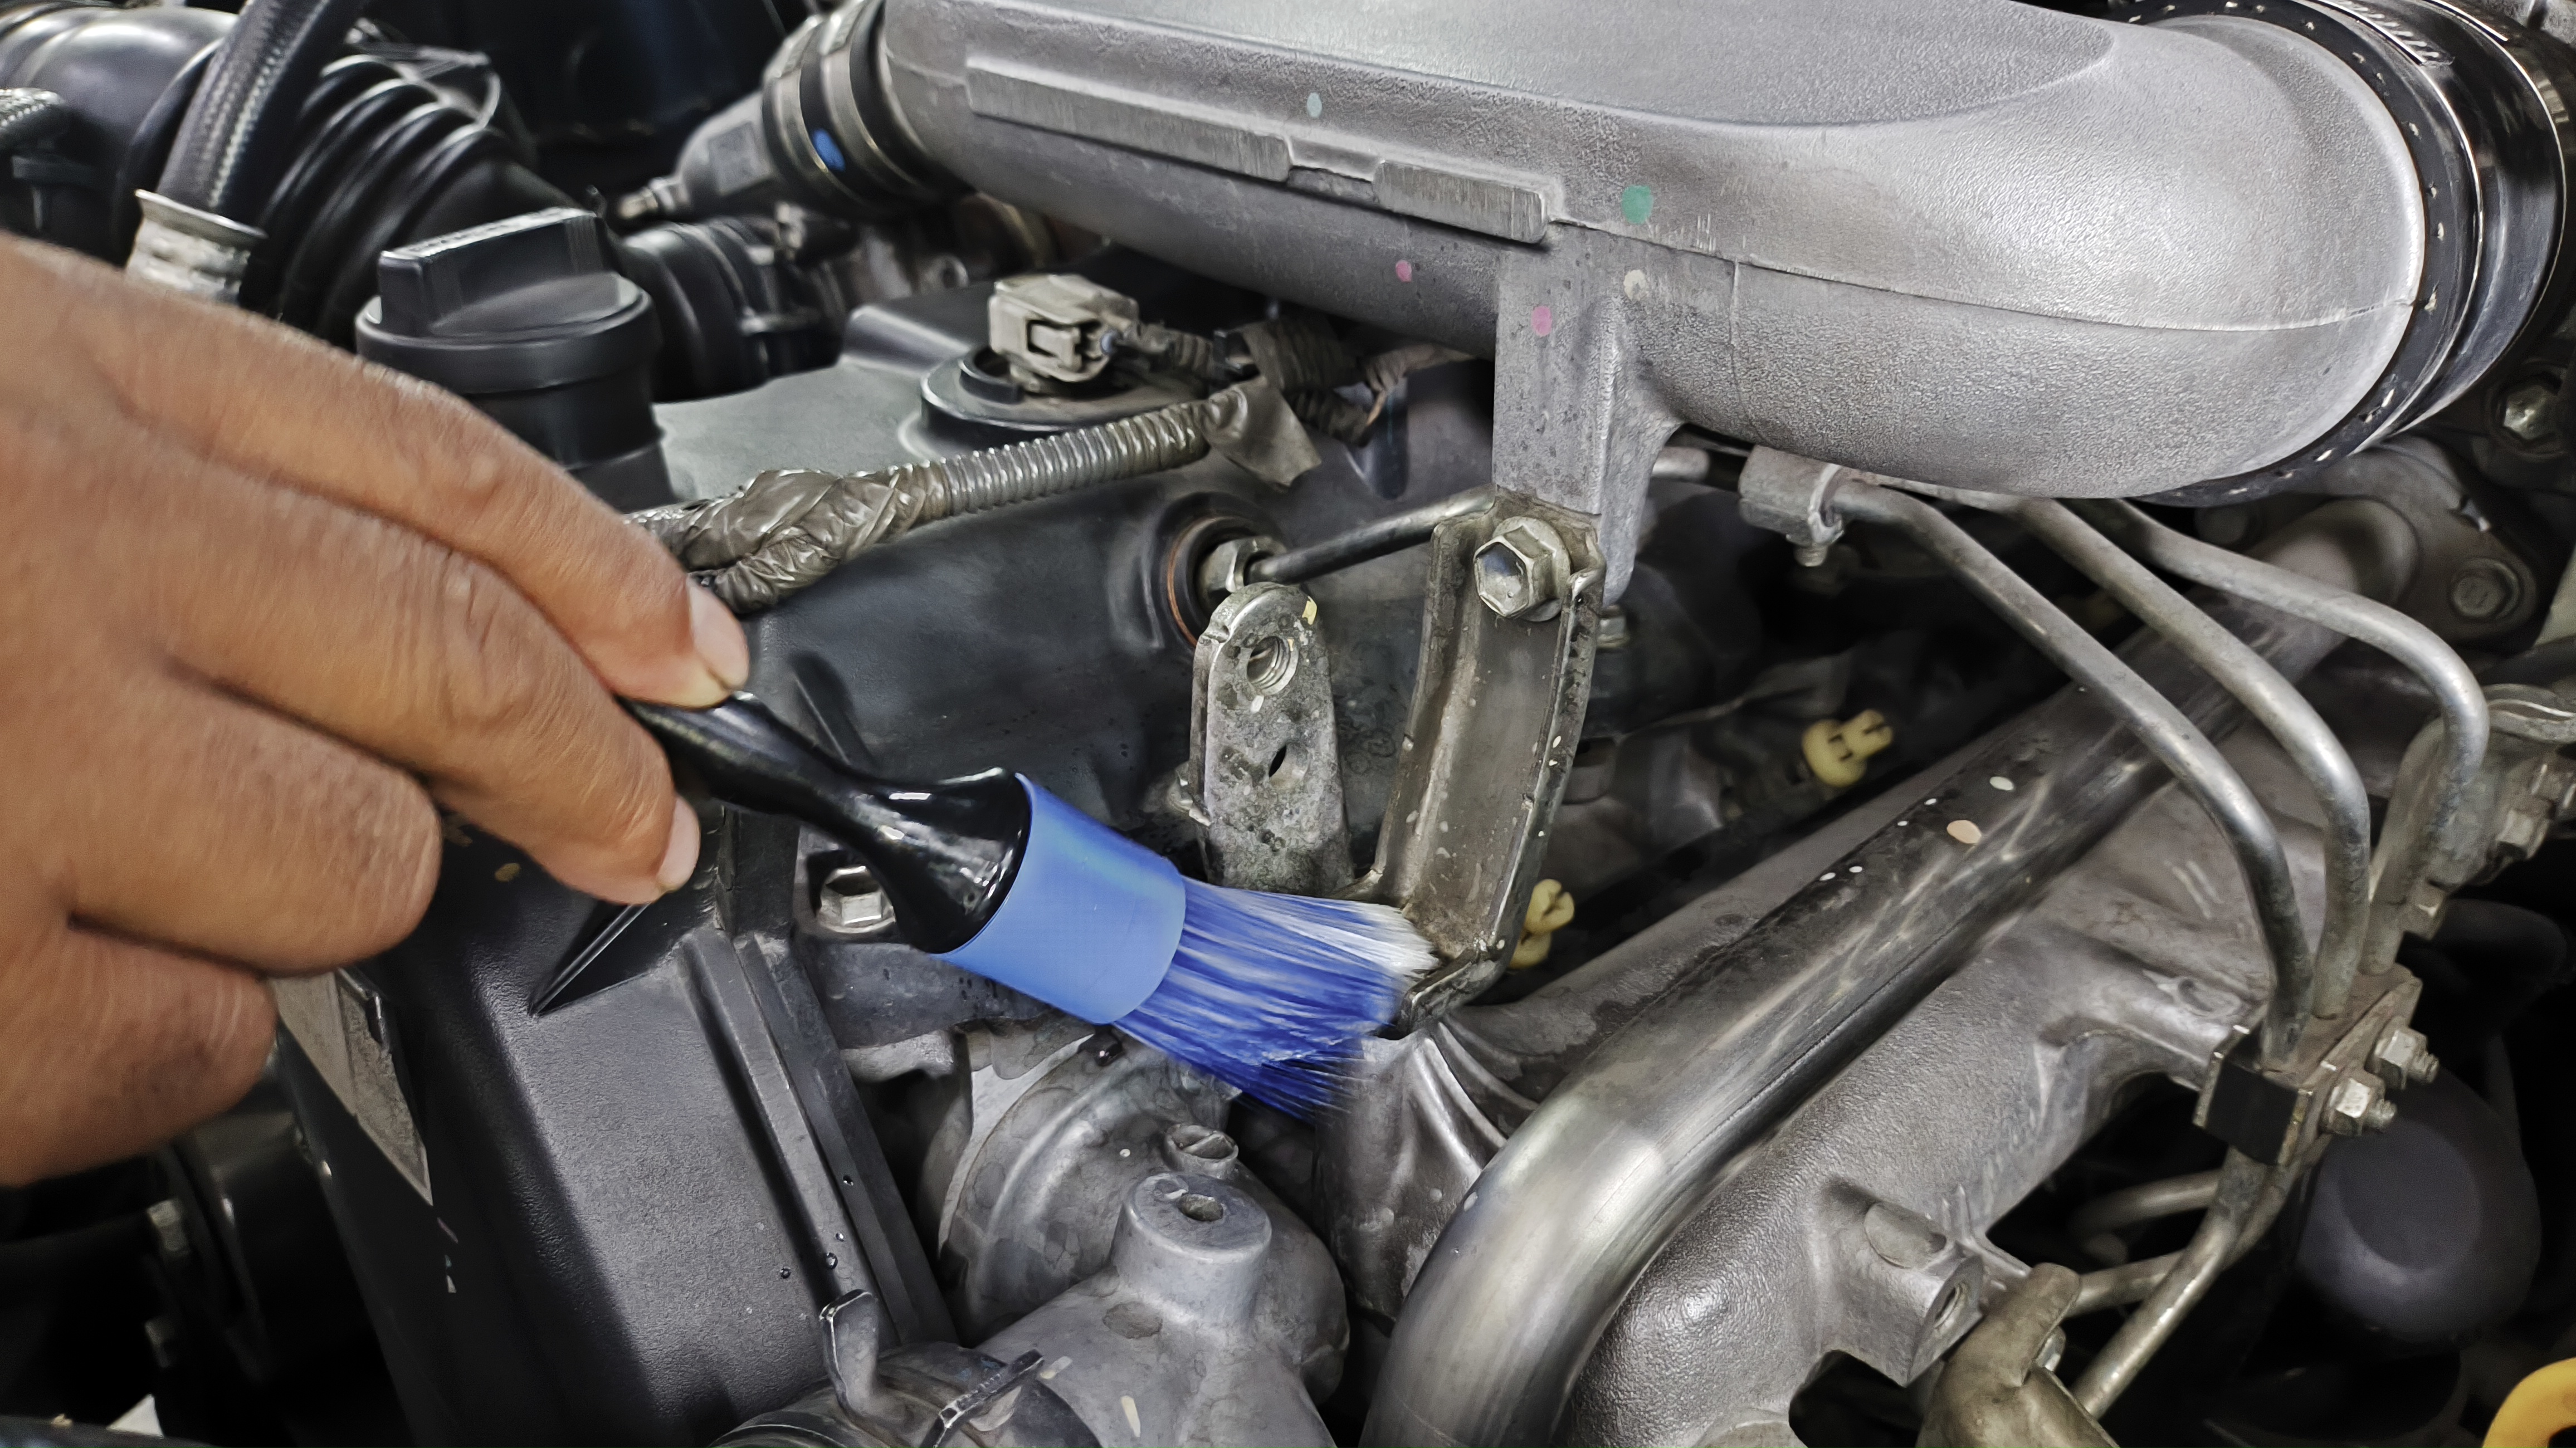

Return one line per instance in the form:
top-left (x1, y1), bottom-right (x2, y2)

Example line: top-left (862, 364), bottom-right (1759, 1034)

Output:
top-left (356, 207), bottom-right (674, 510)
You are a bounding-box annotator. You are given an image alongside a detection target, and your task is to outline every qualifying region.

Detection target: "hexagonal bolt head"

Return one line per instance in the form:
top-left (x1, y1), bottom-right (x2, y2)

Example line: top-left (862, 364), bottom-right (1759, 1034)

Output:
top-left (2369, 1023), bottom-right (2440, 1089)
top-left (2448, 557), bottom-right (2524, 623)
top-left (2500, 380), bottom-right (2560, 446)
top-left (2323, 1073), bottom-right (2393, 1138)
top-left (816, 864), bottom-right (897, 937)
top-left (1474, 517), bottom-right (1571, 622)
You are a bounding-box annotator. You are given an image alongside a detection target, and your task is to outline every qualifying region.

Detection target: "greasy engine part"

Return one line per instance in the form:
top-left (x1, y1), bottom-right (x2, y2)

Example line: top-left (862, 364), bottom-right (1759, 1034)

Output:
top-left (1357, 495), bottom-right (2368, 1445)
top-left (25, 0), bottom-right (2576, 1444)
top-left (1567, 725), bottom-right (2320, 1444)
top-left (846, 0), bottom-right (2576, 587)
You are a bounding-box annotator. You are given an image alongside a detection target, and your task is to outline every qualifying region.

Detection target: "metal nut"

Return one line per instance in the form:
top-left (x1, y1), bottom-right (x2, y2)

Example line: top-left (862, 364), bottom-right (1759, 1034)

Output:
top-left (1197, 534), bottom-right (1283, 607)
top-left (816, 864), bottom-right (898, 937)
top-left (2321, 1073), bottom-right (2390, 1138)
top-left (2368, 1023), bottom-right (2439, 1089)
top-left (1474, 516), bottom-right (1571, 622)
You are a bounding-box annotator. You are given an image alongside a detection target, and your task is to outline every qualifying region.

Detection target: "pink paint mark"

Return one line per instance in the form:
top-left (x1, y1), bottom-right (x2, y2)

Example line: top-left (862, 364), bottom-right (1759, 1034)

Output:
top-left (1530, 304), bottom-right (1555, 337)
top-left (1394, 258), bottom-right (1414, 283)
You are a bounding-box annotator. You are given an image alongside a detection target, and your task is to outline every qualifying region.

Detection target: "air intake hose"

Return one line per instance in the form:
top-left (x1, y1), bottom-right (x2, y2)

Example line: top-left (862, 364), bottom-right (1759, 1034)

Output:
top-left (158, 0), bottom-right (362, 222)
top-left (125, 0), bottom-right (366, 300)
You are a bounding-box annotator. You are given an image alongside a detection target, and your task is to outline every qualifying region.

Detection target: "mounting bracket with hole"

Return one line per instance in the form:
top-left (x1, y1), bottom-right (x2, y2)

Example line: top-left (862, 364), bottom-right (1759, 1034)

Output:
top-left (1183, 581), bottom-right (1353, 894)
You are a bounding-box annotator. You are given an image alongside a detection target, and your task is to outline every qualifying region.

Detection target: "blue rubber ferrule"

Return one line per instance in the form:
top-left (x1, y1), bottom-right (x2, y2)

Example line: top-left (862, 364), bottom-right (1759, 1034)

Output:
top-left (936, 777), bottom-right (1186, 1024)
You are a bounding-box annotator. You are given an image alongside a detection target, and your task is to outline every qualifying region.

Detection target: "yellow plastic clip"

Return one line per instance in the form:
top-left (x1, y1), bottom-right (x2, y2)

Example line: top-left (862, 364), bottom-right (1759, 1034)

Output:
top-left (1802, 710), bottom-right (1895, 790)
top-left (2488, 1358), bottom-right (2576, 1447)
top-left (1511, 879), bottom-right (1576, 968)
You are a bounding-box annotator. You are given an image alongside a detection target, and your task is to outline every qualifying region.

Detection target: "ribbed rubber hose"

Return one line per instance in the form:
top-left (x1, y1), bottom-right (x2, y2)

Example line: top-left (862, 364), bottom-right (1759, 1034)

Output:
top-left (156, 0), bottom-right (367, 221)
top-left (0, 86), bottom-right (67, 150)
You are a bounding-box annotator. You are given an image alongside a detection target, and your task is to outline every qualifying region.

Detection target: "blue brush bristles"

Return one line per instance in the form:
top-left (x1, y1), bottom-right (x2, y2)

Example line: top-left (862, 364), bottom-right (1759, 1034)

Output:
top-left (933, 776), bottom-right (1433, 1117)
top-left (1110, 879), bottom-right (1434, 1117)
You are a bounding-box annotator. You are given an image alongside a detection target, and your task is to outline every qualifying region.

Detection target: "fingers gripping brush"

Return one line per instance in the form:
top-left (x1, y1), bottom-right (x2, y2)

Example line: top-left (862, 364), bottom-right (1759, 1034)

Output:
top-left (627, 694), bottom-right (1432, 1114)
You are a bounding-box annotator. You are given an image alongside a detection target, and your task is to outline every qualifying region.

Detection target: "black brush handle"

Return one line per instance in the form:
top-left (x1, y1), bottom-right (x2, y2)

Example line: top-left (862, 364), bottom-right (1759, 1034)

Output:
top-left (627, 694), bottom-right (1028, 952)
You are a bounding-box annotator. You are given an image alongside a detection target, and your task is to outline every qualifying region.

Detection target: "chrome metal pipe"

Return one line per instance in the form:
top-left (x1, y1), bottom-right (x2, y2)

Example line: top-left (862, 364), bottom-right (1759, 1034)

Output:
top-left (1250, 488), bottom-right (1493, 585)
top-left (2068, 1170), bottom-right (2222, 1267)
top-left (1958, 495), bottom-right (2354, 1056)
top-left (2072, 1254), bottom-right (2179, 1315)
top-left (1836, 486), bottom-right (2308, 1063)
top-left (1363, 485), bottom-right (2347, 1448)
top-left (2071, 1150), bottom-right (2266, 1413)
top-left (2068, 1149), bottom-right (2314, 1316)
top-left (2064, 1136), bottom-right (2318, 1410)
top-left (2077, 500), bottom-right (2489, 992)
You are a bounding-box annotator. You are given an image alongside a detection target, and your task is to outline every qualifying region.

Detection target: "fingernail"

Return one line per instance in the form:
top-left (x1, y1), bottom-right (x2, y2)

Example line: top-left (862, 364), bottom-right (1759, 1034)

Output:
top-left (690, 584), bottom-right (750, 694)
top-left (657, 797), bottom-right (701, 892)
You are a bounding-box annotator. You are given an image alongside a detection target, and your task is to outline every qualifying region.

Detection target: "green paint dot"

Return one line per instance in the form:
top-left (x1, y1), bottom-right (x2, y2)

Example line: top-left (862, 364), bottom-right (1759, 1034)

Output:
top-left (1621, 184), bottom-right (1653, 225)
top-left (1306, 91), bottom-right (1323, 118)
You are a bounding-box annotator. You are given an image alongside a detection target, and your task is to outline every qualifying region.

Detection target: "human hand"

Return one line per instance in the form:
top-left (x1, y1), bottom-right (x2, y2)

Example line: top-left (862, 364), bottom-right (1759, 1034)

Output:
top-left (0, 237), bottom-right (747, 1185)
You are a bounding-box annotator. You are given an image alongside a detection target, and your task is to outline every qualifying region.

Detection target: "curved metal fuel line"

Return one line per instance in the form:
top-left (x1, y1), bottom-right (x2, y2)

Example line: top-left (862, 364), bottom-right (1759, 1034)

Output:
top-left (1836, 486), bottom-right (2334, 1413)
top-left (2068, 1170), bottom-right (2225, 1268)
top-left (2076, 499), bottom-right (2490, 1000)
top-left (2069, 1150), bottom-right (2266, 1413)
top-left (1923, 490), bottom-right (2353, 1059)
top-left (1833, 484), bottom-right (2311, 1062)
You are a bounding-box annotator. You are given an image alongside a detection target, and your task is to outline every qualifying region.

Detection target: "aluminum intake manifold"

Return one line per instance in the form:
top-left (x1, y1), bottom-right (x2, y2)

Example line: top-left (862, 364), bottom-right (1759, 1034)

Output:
top-left (834, 0), bottom-right (2576, 588)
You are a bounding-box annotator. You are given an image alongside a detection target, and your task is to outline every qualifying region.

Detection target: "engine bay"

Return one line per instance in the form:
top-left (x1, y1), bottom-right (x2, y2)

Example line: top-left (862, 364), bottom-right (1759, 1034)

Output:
top-left (9, 1), bottom-right (2576, 1444)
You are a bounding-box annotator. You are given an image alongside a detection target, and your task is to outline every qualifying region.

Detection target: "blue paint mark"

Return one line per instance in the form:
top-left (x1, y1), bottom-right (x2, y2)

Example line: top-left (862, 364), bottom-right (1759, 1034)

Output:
top-left (812, 129), bottom-right (846, 172)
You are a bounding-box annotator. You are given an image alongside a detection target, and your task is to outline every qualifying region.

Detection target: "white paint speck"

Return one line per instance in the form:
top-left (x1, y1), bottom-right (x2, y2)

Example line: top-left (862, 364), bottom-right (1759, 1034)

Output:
top-left (1305, 91), bottom-right (1323, 117)
top-left (1948, 820), bottom-right (1984, 846)
top-left (1989, 775), bottom-right (2016, 792)
top-left (1123, 1395), bottom-right (1143, 1435)
top-left (1820, 872), bottom-right (1836, 882)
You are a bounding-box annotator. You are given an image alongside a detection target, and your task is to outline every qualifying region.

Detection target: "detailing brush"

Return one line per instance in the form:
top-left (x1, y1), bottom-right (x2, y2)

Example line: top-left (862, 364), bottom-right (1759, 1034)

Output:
top-left (627, 693), bottom-right (1432, 1113)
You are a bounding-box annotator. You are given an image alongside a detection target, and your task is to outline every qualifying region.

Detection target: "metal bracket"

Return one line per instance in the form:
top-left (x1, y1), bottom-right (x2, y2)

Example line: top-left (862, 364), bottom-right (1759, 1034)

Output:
top-left (1184, 581), bottom-right (1353, 893)
top-left (2365, 682), bottom-right (2576, 966)
top-left (821, 1288), bottom-right (883, 1420)
top-left (2194, 970), bottom-right (2424, 1164)
top-left (1362, 495), bottom-right (1603, 1024)
top-left (920, 1349), bottom-right (1046, 1447)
